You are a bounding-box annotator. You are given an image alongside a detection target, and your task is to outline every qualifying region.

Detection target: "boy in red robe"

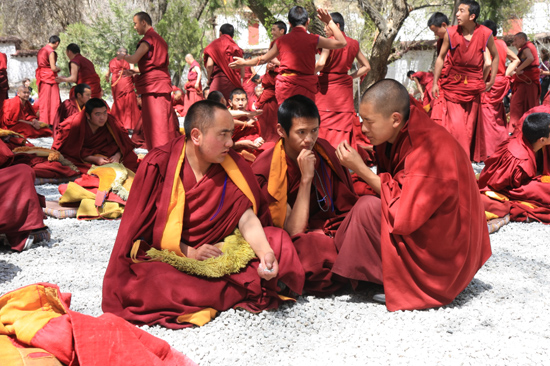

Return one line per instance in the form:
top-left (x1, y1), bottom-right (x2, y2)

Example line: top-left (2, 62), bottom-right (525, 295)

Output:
top-left (0, 52), bottom-right (10, 119)
top-left (101, 100), bottom-right (305, 329)
top-left (509, 32), bottom-right (541, 134)
top-left (333, 79), bottom-right (491, 311)
top-left (230, 7), bottom-right (347, 105)
top-left (124, 12), bottom-right (179, 150)
top-left (408, 70), bottom-right (434, 109)
top-left (204, 23), bottom-right (244, 100)
top-left (53, 83), bottom-right (91, 137)
top-left (35, 36), bottom-right (61, 126)
top-left (56, 43), bottom-right (102, 98)
top-left (53, 98), bottom-right (138, 174)
top-left (1, 86), bottom-right (52, 138)
top-left (479, 108), bottom-right (550, 223)
top-left (432, 0), bottom-right (499, 161)
top-left (171, 87), bottom-right (185, 117)
top-left (252, 95), bottom-right (357, 295)
top-left (182, 53), bottom-right (204, 115)
top-left (107, 47), bottom-right (140, 131)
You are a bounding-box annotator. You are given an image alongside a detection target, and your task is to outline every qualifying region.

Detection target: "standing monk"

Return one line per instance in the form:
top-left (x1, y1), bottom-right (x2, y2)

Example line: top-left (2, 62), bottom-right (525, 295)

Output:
top-left (315, 12), bottom-right (370, 148)
top-left (333, 79), bottom-right (491, 311)
top-left (432, 0), bottom-right (499, 161)
top-left (106, 47), bottom-right (140, 131)
top-left (102, 100), bottom-right (305, 329)
top-left (182, 54), bottom-right (204, 115)
top-left (509, 32), bottom-right (541, 134)
top-left (35, 36), bottom-right (61, 126)
top-left (0, 51), bottom-right (9, 119)
top-left (56, 43), bottom-right (102, 98)
top-left (230, 7), bottom-right (347, 105)
top-left (124, 12), bottom-right (178, 150)
top-left (204, 24), bottom-right (244, 100)
top-left (1, 86), bottom-right (52, 138)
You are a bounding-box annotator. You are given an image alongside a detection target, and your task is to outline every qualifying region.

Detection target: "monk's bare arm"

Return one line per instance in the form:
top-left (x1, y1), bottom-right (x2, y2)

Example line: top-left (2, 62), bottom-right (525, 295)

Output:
top-left (317, 9), bottom-right (346, 50)
top-left (238, 208), bottom-right (278, 281)
top-left (56, 63), bottom-right (79, 84)
top-left (482, 50), bottom-right (492, 82)
top-left (105, 69), bottom-right (111, 82)
top-left (413, 77), bottom-right (424, 95)
top-left (485, 36), bottom-right (499, 90)
top-left (350, 49), bottom-right (371, 79)
top-left (336, 141), bottom-right (381, 195)
top-left (432, 32), bottom-right (450, 98)
top-left (193, 66), bottom-right (202, 88)
top-left (124, 42), bottom-right (149, 65)
top-left (515, 48), bottom-right (534, 74)
top-left (284, 149), bottom-right (315, 236)
top-left (505, 47), bottom-right (520, 76)
top-left (205, 57), bottom-right (214, 83)
top-left (229, 44), bottom-right (279, 69)
top-left (180, 242), bottom-right (222, 260)
top-left (49, 52), bottom-right (60, 73)
top-left (315, 49), bottom-right (330, 73)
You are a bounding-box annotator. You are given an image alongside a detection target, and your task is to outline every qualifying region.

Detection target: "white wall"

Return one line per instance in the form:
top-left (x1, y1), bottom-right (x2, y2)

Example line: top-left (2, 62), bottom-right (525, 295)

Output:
top-left (0, 42), bottom-right (38, 93)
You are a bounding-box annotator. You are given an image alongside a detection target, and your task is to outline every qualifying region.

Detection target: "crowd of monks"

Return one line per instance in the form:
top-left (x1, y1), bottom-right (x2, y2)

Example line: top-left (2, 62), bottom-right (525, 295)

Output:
top-left (1, 0), bottom-right (550, 332)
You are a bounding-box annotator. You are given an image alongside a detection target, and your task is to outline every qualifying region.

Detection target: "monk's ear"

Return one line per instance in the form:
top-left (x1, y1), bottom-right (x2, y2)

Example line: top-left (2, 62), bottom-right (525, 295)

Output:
top-left (190, 128), bottom-right (202, 145)
top-left (276, 123), bottom-right (287, 139)
top-left (391, 112), bottom-right (403, 128)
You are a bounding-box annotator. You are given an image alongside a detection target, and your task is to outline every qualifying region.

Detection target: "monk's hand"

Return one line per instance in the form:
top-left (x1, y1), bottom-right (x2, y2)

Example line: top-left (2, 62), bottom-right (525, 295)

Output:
top-left (249, 109), bottom-right (263, 117)
top-left (317, 8), bottom-right (332, 24)
top-left (336, 141), bottom-right (363, 173)
top-left (258, 251), bottom-right (278, 281)
top-left (253, 137), bottom-right (264, 148)
top-left (30, 120), bottom-right (41, 130)
top-left (229, 57), bottom-right (245, 69)
top-left (297, 149), bottom-right (316, 184)
top-left (245, 118), bottom-right (256, 128)
top-left (110, 152), bottom-right (122, 163)
top-left (190, 244), bottom-right (223, 261)
top-left (122, 69), bottom-right (137, 77)
top-left (234, 140), bottom-right (257, 150)
top-left (431, 84), bottom-right (440, 99)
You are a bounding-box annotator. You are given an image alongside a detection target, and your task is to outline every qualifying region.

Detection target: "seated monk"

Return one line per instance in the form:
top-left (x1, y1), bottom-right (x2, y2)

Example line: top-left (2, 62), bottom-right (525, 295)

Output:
top-left (0, 140), bottom-right (49, 251)
top-left (478, 109), bottom-right (550, 223)
top-left (252, 95), bottom-right (357, 295)
top-left (101, 100), bottom-right (305, 329)
top-left (229, 88), bottom-right (267, 161)
top-left (172, 87), bottom-right (185, 117)
top-left (53, 83), bottom-right (91, 137)
top-left (1, 86), bottom-right (53, 138)
top-left (332, 79), bottom-right (491, 311)
top-left (53, 98), bottom-right (139, 174)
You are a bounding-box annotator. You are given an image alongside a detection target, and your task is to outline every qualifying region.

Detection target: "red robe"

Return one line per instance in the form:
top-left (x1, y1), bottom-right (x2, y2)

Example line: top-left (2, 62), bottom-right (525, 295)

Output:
top-left (53, 110), bottom-right (138, 174)
top-left (102, 137), bottom-right (305, 329)
top-left (509, 41), bottom-right (541, 134)
top-left (0, 52), bottom-right (8, 119)
top-left (171, 86), bottom-right (185, 116)
top-left (316, 33), bottom-right (359, 148)
top-left (204, 34), bottom-right (243, 100)
top-left (477, 38), bottom-right (511, 161)
top-left (411, 71), bottom-right (434, 108)
top-left (243, 66), bottom-right (256, 100)
top-left (431, 24), bottom-right (493, 160)
top-left (0, 141), bottom-right (46, 251)
top-left (35, 45), bottom-right (61, 126)
top-left (182, 60), bottom-right (204, 116)
top-left (109, 58), bottom-right (140, 130)
top-left (256, 68), bottom-right (279, 143)
top-left (53, 98), bottom-right (80, 138)
top-left (1, 97), bottom-right (52, 138)
top-left (69, 54), bottom-right (102, 98)
top-left (252, 138), bottom-right (358, 295)
top-left (274, 27), bottom-right (320, 104)
top-left (131, 114), bottom-right (147, 149)
top-left (333, 104), bottom-right (491, 311)
top-left (135, 28), bottom-right (179, 150)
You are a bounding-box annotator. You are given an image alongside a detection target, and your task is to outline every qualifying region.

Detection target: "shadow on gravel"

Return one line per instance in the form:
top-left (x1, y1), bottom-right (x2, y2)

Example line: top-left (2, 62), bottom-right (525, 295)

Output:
top-left (0, 259), bottom-right (21, 284)
top-left (444, 278), bottom-right (493, 309)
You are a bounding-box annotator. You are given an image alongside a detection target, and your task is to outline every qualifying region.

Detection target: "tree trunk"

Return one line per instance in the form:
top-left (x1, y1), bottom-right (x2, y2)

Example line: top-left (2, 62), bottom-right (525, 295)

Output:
top-left (192, 0), bottom-right (210, 21)
top-left (247, 0), bottom-right (275, 29)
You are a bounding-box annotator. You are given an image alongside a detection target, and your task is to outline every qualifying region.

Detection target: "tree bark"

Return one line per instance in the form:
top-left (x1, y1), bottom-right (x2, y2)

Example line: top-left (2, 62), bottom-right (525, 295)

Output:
top-left (247, 0), bottom-right (275, 29)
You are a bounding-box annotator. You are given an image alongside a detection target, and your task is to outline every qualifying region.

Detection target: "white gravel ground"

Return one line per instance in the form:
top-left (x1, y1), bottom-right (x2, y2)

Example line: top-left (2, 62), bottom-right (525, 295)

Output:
top-left (1, 137), bottom-right (549, 365)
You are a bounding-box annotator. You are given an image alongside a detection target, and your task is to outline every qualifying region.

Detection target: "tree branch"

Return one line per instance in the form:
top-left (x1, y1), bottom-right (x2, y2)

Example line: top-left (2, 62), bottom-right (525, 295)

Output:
top-left (411, 3), bottom-right (448, 11)
top-left (357, 0), bottom-right (387, 33)
top-left (192, 0), bottom-right (210, 21)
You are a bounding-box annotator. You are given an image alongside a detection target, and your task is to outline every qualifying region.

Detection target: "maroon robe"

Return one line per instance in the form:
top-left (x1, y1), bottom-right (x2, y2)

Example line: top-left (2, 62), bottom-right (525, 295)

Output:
top-left (69, 54), bottom-right (102, 98)
top-left (35, 45), bottom-right (61, 126)
top-left (333, 103), bottom-right (491, 311)
top-left (53, 110), bottom-right (138, 174)
top-left (1, 97), bottom-right (52, 138)
top-left (411, 71), bottom-right (434, 108)
top-left (135, 28), bottom-right (179, 150)
top-left (171, 86), bottom-right (186, 116)
top-left (0, 140), bottom-right (46, 251)
top-left (0, 52), bottom-right (8, 119)
top-left (204, 35), bottom-right (243, 100)
top-left (53, 98), bottom-right (80, 138)
top-left (256, 69), bottom-right (279, 143)
top-left (252, 138), bottom-right (358, 295)
top-left (274, 27), bottom-right (320, 104)
top-left (431, 24), bottom-right (493, 160)
top-left (102, 137), bottom-right (305, 329)
top-left (109, 58), bottom-right (140, 130)
top-left (182, 60), bottom-right (204, 116)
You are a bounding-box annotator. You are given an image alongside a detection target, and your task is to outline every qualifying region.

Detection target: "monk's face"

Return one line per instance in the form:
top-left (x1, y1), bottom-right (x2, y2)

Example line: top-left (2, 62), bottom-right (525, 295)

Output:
top-left (87, 107), bottom-right (108, 129)
top-left (17, 88), bottom-right (30, 101)
top-left (429, 25), bottom-right (447, 39)
top-left (324, 24), bottom-right (334, 38)
top-left (279, 117), bottom-right (319, 155)
top-left (359, 102), bottom-right (402, 146)
top-left (271, 25), bottom-right (285, 40)
top-left (116, 50), bottom-right (127, 60)
top-left (133, 16), bottom-right (147, 35)
top-left (174, 91), bottom-right (183, 101)
top-left (196, 109), bottom-right (235, 164)
top-left (185, 56), bottom-right (193, 65)
top-left (229, 93), bottom-right (247, 111)
top-left (513, 36), bottom-right (526, 49)
top-left (76, 88), bottom-right (92, 107)
top-left (456, 4), bottom-right (475, 26)
top-left (255, 86), bottom-right (264, 98)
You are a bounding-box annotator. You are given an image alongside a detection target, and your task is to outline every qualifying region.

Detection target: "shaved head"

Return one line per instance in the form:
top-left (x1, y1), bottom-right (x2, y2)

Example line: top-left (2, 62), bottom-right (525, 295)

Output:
top-left (117, 47), bottom-right (128, 54)
top-left (184, 100), bottom-right (230, 138)
top-left (17, 85), bottom-right (27, 93)
top-left (361, 79), bottom-right (410, 121)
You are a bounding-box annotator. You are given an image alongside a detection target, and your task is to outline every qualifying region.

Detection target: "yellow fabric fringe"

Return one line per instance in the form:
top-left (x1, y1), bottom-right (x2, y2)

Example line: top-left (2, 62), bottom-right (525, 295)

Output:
top-left (147, 229), bottom-right (256, 278)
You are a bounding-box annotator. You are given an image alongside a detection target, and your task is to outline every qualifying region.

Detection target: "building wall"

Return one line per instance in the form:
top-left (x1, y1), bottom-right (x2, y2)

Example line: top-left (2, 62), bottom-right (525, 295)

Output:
top-left (0, 43), bottom-right (38, 92)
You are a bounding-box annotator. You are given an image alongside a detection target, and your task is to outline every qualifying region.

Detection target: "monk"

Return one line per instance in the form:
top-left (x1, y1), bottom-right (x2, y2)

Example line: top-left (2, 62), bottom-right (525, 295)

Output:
top-left (56, 43), bottom-right (102, 98)
top-left (477, 20), bottom-right (520, 161)
top-left (427, 12), bottom-right (449, 58)
top-left (230, 7), bottom-right (347, 105)
top-left (102, 100), bottom-right (305, 329)
top-left (53, 83), bottom-right (91, 137)
top-left (252, 95), bottom-right (357, 295)
top-left (35, 36), bottom-right (61, 126)
top-left (172, 87), bottom-right (185, 116)
top-left (509, 32), bottom-right (541, 134)
top-left (315, 12), bottom-right (371, 148)
top-left (1, 86), bottom-right (52, 138)
top-left (228, 88), bottom-right (266, 160)
top-left (479, 107), bottom-right (550, 223)
top-left (0, 51), bottom-right (9, 118)
top-left (0, 140), bottom-right (49, 251)
top-left (182, 53), bottom-right (203, 115)
top-left (432, 0), bottom-right (499, 161)
top-left (206, 90), bottom-right (226, 105)
top-left (53, 98), bottom-right (139, 174)
top-left (107, 47), bottom-right (140, 131)
top-left (203, 24), bottom-right (244, 100)
top-left (255, 21), bottom-right (287, 143)
top-left (333, 79), bottom-right (491, 311)
top-left (408, 70), bottom-right (434, 109)
top-left (124, 11), bottom-right (178, 150)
